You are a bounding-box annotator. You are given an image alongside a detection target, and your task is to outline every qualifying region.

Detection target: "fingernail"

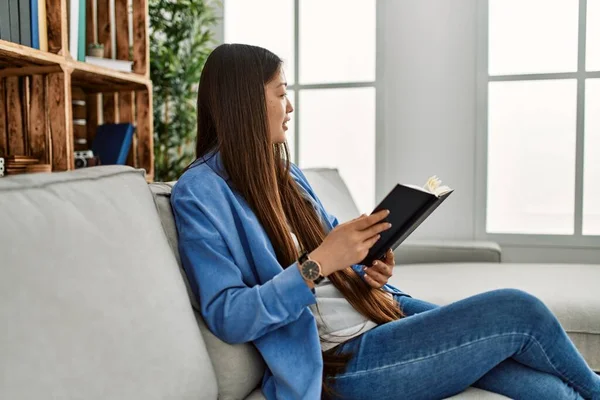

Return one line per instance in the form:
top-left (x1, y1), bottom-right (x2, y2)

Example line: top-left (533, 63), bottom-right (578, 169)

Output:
top-left (363, 266), bottom-right (368, 271)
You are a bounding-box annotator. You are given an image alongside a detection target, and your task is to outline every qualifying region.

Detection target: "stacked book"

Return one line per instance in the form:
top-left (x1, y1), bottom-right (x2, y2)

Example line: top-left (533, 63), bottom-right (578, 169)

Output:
top-left (0, 0), bottom-right (49, 52)
top-left (0, 0), bottom-right (86, 61)
top-left (84, 56), bottom-right (133, 72)
top-left (0, 155), bottom-right (51, 176)
top-left (1, 0), bottom-right (133, 71)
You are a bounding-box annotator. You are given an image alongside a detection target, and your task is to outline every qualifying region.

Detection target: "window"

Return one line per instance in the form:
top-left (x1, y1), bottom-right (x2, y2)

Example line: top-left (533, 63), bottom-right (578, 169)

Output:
top-left (224, 0), bottom-right (377, 213)
top-left (480, 0), bottom-right (600, 245)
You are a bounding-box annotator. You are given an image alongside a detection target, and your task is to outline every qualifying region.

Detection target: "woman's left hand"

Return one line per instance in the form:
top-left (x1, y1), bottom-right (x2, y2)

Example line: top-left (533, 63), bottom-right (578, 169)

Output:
top-left (362, 248), bottom-right (395, 289)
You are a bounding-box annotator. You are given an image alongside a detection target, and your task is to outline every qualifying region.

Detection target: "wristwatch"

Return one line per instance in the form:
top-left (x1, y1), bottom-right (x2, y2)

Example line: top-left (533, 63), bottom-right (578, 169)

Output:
top-left (298, 251), bottom-right (325, 284)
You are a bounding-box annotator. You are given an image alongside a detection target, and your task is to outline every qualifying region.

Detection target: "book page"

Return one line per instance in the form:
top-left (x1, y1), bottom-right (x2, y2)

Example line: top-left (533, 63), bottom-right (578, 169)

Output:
top-left (403, 176), bottom-right (453, 197)
top-left (425, 176), bottom-right (452, 197)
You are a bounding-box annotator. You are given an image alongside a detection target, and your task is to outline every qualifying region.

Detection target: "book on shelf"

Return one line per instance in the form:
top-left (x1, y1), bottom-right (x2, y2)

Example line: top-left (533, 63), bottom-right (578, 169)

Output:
top-left (18, 0), bottom-right (32, 47)
top-left (92, 123), bottom-right (135, 165)
top-left (359, 176), bottom-right (454, 266)
top-left (84, 56), bottom-right (133, 72)
top-left (77, 0), bottom-right (85, 61)
top-left (8, 0), bottom-right (20, 43)
top-left (37, 0), bottom-right (47, 51)
top-left (30, 0), bottom-right (39, 49)
top-left (0, 155), bottom-right (49, 176)
top-left (68, 0), bottom-right (79, 58)
top-left (1, 0), bottom-right (46, 50)
top-left (0, 2), bottom-right (10, 41)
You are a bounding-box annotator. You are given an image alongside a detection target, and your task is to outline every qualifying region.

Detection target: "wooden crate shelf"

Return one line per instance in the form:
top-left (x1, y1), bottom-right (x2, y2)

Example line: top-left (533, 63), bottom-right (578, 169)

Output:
top-left (0, 0), bottom-right (154, 181)
top-left (0, 41), bottom-right (150, 92)
top-left (70, 61), bottom-right (151, 93)
top-left (0, 40), bottom-right (63, 69)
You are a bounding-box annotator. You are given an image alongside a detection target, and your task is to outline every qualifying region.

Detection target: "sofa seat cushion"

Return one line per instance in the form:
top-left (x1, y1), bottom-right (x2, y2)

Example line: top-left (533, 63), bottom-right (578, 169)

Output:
top-left (0, 166), bottom-right (217, 399)
top-left (390, 262), bottom-right (600, 372)
top-left (243, 385), bottom-right (509, 399)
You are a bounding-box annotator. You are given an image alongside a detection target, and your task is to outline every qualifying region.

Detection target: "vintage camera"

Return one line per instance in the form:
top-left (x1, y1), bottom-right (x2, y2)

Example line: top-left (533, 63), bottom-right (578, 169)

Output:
top-left (74, 150), bottom-right (101, 169)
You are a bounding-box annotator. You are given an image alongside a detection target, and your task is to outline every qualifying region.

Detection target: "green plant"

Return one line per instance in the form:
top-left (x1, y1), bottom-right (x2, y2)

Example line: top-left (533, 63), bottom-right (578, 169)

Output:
top-left (149, 0), bottom-right (219, 182)
top-left (88, 43), bottom-right (104, 57)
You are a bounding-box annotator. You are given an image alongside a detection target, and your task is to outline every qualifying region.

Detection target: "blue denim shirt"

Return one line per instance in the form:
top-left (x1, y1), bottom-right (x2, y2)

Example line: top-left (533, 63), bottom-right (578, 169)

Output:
top-left (171, 150), bottom-right (405, 399)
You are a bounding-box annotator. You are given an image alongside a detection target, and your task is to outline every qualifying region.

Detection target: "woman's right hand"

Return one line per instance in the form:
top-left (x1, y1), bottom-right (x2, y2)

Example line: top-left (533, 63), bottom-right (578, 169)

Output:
top-left (309, 209), bottom-right (392, 276)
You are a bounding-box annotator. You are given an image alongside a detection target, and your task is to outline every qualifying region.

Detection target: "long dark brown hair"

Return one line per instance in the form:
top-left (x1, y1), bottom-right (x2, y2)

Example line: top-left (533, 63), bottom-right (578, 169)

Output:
top-left (187, 43), bottom-right (403, 398)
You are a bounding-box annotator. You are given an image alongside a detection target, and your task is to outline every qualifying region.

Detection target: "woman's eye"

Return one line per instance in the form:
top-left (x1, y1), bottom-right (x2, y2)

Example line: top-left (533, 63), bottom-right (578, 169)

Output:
top-left (280, 92), bottom-right (288, 98)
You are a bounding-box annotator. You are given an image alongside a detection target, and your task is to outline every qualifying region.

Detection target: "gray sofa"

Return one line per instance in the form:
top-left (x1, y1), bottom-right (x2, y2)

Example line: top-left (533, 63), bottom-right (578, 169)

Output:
top-left (0, 165), bottom-right (597, 399)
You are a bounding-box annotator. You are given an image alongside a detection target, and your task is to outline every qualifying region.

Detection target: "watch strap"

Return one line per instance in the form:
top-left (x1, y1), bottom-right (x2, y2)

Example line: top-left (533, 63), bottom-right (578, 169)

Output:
top-left (298, 250), bottom-right (310, 265)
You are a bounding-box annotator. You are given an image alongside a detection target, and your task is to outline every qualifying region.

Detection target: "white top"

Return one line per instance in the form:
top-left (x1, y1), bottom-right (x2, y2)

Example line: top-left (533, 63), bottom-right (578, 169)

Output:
top-left (290, 231), bottom-right (377, 351)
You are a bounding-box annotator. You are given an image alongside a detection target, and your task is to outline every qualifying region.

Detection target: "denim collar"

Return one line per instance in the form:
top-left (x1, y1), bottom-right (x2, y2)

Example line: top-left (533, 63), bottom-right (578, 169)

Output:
top-left (194, 148), bottom-right (230, 182)
top-left (195, 149), bottom-right (314, 205)
top-left (194, 148), bottom-right (330, 231)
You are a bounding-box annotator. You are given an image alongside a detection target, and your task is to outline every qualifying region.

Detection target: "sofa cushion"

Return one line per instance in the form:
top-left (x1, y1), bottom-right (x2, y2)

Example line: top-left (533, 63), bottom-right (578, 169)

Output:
top-left (0, 166), bottom-right (217, 399)
top-left (242, 383), bottom-right (509, 399)
top-left (391, 262), bottom-right (600, 372)
top-left (395, 240), bottom-right (502, 264)
top-left (149, 182), bottom-right (266, 400)
top-left (302, 168), bottom-right (360, 223)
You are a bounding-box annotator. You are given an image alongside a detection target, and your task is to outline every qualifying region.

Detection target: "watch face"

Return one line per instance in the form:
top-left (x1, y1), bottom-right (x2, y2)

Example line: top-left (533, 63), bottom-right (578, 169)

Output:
top-left (301, 260), bottom-right (321, 281)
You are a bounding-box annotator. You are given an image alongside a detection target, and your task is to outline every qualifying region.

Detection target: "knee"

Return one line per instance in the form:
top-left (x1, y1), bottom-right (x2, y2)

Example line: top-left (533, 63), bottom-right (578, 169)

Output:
top-left (485, 288), bottom-right (555, 326)
top-left (487, 288), bottom-right (546, 309)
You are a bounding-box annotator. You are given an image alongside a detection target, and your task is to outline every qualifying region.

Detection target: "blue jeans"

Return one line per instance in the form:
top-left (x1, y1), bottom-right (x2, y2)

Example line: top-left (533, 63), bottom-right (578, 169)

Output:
top-left (329, 289), bottom-right (600, 399)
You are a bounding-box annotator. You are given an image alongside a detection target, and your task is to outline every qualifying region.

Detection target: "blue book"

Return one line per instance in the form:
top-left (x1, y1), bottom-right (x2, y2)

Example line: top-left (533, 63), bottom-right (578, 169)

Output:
top-left (92, 123), bottom-right (135, 165)
top-left (30, 0), bottom-right (39, 49)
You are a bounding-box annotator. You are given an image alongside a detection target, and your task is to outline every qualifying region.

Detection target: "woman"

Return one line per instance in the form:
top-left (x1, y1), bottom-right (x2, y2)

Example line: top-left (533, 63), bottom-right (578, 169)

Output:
top-left (171, 44), bottom-right (600, 400)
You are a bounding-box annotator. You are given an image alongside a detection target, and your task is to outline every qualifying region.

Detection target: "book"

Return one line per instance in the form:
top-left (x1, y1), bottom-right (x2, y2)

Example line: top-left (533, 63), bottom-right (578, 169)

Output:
top-left (18, 0), bottom-right (31, 47)
top-left (2, 155), bottom-right (42, 176)
top-left (5, 155), bottom-right (38, 162)
top-left (9, 0), bottom-right (20, 43)
top-left (38, 0), bottom-right (47, 51)
top-left (359, 176), bottom-right (454, 266)
top-left (77, 0), bottom-right (85, 61)
top-left (91, 123), bottom-right (135, 165)
top-left (84, 56), bottom-right (133, 72)
top-left (30, 0), bottom-right (39, 49)
top-left (68, 0), bottom-right (78, 58)
top-left (0, 2), bottom-right (10, 40)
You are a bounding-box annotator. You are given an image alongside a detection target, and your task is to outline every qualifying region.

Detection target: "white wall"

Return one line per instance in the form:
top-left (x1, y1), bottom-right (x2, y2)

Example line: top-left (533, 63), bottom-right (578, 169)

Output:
top-left (376, 0), bottom-right (478, 241)
top-left (376, 0), bottom-right (600, 263)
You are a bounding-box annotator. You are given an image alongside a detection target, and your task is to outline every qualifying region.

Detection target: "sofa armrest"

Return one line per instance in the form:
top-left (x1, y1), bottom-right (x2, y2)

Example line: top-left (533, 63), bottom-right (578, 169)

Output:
top-left (393, 240), bottom-right (502, 264)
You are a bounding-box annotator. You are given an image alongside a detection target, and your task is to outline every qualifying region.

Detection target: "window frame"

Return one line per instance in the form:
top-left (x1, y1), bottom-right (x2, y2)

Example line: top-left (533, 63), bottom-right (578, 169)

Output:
top-left (223, 0), bottom-right (378, 212)
top-left (475, 0), bottom-right (600, 248)
top-left (289, 0), bottom-right (377, 165)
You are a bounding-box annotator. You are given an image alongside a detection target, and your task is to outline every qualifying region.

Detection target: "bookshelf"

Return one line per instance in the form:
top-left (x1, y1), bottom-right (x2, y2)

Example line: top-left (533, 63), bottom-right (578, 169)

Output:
top-left (0, 0), bottom-right (154, 181)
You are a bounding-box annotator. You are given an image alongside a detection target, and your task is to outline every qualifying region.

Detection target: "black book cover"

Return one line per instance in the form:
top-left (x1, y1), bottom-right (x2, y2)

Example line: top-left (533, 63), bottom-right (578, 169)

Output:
top-left (359, 183), bottom-right (453, 266)
top-left (0, 1), bottom-right (11, 40)
top-left (18, 0), bottom-right (31, 46)
top-left (9, 0), bottom-right (20, 43)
